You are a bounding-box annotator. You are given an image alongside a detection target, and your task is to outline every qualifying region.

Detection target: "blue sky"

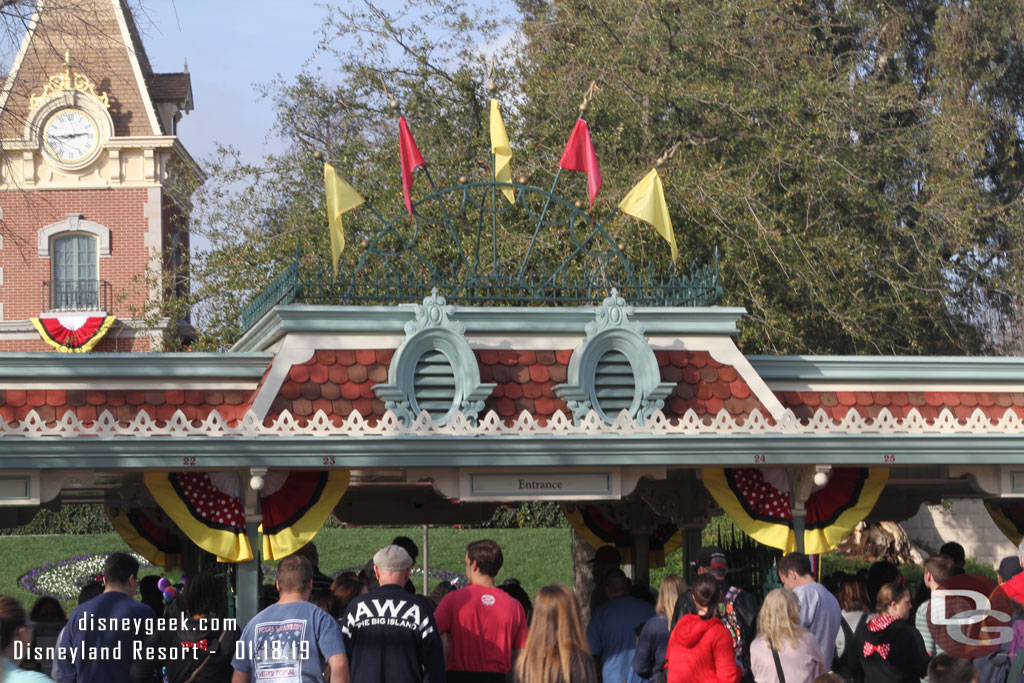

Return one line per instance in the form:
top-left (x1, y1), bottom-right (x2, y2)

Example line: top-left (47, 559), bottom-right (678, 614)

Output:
top-left (138, 1), bottom-right (513, 165)
top-left (139, 1), bottom-right (336, 163)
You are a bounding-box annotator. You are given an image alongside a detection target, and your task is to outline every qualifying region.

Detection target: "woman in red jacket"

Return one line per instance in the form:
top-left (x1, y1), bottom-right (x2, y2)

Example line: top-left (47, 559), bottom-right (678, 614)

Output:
top-left (665, 574), bottom-right (742, 683)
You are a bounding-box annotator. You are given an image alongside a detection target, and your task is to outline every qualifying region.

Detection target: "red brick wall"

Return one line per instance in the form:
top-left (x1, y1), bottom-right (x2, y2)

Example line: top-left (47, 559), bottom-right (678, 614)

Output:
top-left (0, 187), bottom-right (158, 321)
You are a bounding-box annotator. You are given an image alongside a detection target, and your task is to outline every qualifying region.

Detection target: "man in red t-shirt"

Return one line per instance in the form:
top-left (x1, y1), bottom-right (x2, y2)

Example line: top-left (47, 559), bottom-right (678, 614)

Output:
top-left (433, 539), bottom-right (528, 683)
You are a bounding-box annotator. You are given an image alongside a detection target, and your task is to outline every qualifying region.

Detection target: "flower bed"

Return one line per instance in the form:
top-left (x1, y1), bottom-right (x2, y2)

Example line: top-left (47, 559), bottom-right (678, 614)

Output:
top-left (19, 552), bottom-right (153, 603)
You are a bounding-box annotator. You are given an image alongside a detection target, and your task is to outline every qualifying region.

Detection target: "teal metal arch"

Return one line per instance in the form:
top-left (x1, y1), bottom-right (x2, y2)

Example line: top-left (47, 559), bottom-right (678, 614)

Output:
top-left (242, 180), bottom-right (722, 331)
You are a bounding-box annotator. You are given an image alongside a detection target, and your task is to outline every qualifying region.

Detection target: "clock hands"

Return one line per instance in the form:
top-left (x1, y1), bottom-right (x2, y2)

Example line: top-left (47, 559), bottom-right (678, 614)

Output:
top-left (44, 109), bottom-right (97, 161)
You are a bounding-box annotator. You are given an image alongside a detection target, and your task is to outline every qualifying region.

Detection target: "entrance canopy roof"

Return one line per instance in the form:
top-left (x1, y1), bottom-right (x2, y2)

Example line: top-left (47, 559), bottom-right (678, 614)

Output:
top-left (0, 293), bottom-right (1022, 486)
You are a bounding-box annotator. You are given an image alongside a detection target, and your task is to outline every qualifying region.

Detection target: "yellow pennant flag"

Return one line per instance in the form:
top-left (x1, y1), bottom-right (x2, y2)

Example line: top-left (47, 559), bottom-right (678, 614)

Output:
top-left (489, 99), bottom-right (515, 204)
top-left (324, 162), bottom-right (365, 272)
top-left (618, 168), bottom-right (678, 263)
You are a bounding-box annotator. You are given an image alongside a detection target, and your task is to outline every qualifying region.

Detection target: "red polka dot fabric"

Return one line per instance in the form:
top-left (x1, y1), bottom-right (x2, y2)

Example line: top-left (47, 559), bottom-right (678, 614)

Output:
top-left (173, 472), bottom-right (245, 530)
top-left (730, 469), bottom-right (792, 522)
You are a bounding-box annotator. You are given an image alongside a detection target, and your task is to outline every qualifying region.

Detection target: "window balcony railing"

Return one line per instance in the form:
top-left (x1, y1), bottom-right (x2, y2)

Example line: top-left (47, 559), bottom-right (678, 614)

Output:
top-left (42, 279), bottom-right (111, 312)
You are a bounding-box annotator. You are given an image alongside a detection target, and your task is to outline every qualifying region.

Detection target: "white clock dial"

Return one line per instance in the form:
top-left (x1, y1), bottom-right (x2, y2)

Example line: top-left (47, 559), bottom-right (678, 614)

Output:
top-left (43, 109), bottom-right (98, 163)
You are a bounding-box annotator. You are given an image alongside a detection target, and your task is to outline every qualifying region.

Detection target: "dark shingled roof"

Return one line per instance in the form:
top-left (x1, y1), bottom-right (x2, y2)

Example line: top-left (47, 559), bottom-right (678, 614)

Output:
top-left (148, 72), bottom-right (192, 106)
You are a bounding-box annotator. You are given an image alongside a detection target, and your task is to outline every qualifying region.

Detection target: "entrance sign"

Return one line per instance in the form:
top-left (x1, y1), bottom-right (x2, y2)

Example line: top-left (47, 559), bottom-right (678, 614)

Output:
top-left (467, 471), bottom-right (617, 500)
top-left (407, 466), bottom-right (665, 502)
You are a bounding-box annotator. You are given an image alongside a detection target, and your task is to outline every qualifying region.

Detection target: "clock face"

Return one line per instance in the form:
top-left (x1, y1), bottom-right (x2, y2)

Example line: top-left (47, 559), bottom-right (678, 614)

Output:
top-left (43, 108), bottom-right (98, 163)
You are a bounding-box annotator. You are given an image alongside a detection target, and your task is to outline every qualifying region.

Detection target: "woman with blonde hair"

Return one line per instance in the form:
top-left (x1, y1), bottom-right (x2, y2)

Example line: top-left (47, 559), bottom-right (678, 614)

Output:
top-left (750, 588), bottom-right (825, 683)
top-left (513, 584), bottom-right (597, 683)
top-left (633, 574), bottom-right (687, 681)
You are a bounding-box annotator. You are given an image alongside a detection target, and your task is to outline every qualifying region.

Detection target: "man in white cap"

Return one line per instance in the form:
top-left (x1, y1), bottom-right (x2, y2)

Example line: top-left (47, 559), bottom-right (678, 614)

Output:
top-left (341, 544), bottom-right (445, 683)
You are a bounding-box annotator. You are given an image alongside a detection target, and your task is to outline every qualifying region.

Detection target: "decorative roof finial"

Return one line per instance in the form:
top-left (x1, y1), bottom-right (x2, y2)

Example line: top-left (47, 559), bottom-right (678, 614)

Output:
top-left (380, 75), bottom-right (399, 111)
top-left (579, 80), bottom-right (599, 114)
top-left (654, 141), bottom-right (681, 168)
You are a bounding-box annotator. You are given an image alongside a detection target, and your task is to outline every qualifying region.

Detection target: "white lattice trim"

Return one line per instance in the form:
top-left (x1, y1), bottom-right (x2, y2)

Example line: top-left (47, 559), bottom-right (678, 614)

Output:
top-left (2, 407), bottom-right (1024, 437)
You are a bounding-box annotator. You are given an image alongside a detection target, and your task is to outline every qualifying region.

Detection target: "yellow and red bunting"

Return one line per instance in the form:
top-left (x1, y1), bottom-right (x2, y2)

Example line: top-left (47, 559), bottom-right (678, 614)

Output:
top-left (985, 499), bottom-right (1024, 545)
top-left (144, 471), bottom-right (350, 563)
top-left (106, 506), bottom-right (184, 571)
top-left (31, 316), bottom-right (115, 352)
top-left (560, 503), bottom-right (682, 568)
top-left (260, 471), bottom-right (349, 560)
top-left (145, 471), bottom-right (252, 563)
top-left (702, 467), bottom-right (888, 554)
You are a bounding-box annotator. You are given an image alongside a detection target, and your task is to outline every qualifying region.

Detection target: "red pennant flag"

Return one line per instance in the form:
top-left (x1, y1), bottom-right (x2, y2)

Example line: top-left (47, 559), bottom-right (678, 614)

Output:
top-left (558, 118), bottom-right (602, 210)
top-left (399, 116), bottom-right (426, 217)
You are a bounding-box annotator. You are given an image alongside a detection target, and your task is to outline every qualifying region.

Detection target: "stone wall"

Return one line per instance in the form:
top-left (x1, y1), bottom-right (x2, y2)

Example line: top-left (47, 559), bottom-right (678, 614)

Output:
top-left (900, 498), bottom-right (1017, 570)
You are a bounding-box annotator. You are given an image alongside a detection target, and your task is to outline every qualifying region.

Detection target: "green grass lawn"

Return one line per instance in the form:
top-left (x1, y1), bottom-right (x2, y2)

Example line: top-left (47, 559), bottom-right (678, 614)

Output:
top-left (0, 527), bottom-right (573, 613)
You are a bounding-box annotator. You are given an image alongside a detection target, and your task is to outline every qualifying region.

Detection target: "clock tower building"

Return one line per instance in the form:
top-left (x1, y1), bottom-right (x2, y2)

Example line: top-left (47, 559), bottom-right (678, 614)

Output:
top-left (0, 0), bottom-right (194, 352)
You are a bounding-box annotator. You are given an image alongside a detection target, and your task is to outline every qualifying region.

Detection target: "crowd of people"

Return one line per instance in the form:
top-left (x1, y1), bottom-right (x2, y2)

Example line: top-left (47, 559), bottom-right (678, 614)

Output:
top-left (3, 537), bottom-right (1024, 682)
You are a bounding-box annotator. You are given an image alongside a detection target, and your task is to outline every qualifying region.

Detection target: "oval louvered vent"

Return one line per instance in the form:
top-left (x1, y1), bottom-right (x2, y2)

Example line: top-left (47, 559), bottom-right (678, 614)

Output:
top-left (413, 350), bottom-right (457, 420)
top-left (594, 349), bottom-right (636, 418)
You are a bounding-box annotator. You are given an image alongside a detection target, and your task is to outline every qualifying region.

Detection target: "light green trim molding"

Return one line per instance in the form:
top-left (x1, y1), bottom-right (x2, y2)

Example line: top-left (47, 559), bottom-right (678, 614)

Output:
top-left (232, 305), bottom-right (747, 352)
top-left (748, 355), bottom-right (1024, 382)
top-left (1, 433), bottom-right (1023, 467)
top-left (0, 353), bottom-right (273, 380)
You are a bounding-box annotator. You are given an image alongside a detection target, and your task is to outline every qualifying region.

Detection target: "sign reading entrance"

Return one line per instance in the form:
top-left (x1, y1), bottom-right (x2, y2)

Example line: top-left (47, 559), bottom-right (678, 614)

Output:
top-left (465, 470), bottom-right (620, 501)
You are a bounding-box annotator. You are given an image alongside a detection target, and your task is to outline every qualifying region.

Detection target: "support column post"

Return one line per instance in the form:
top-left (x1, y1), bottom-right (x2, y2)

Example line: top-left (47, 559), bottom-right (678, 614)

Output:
top-left (237, 520), bottom-right (260, 625)
top-left (633, 533), bottom-right (651, 588)
top-left (237, 468), bottom-right (266, 626)
top-left (422, 525), bottom-right (429, 595)
top-left (684, 527), bottom-right (701, 585)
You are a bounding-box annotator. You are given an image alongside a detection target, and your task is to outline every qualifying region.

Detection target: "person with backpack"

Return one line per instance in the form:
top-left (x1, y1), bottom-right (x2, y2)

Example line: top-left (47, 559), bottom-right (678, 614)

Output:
top-left (673, 546), bottom-right (760, 682)
top-left (831, 574), bottom-right (871, 683)
top-left (666, 575), bottom-right (742, 683)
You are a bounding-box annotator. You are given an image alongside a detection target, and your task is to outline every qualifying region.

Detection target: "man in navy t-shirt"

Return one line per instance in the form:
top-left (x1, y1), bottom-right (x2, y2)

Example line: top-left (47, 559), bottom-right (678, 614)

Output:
top-left (586, 569), bottom-right (655, 683)
top-left (56, 551), bottom-right (156, 683)
top-left (232, 554), bottom-right (349, 683)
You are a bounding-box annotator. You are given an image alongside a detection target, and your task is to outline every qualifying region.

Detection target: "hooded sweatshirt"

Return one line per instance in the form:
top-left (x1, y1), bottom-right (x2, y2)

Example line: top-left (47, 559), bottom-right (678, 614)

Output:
top-left (851, 614), bottom-right (929, 683)
top-left (665, 613), bottom-right (741, 683)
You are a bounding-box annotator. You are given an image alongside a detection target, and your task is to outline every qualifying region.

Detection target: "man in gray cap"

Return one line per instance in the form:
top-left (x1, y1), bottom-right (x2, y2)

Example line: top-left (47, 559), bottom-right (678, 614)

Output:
top-left (341, 545), bottom-right (445, 683)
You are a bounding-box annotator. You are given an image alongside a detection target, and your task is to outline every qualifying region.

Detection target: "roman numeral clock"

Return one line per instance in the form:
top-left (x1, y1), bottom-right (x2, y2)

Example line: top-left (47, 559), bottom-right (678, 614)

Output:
top-left (43, 108), bottom-right (99, 164)
top-left (28, 51), bottom-right (112, 172)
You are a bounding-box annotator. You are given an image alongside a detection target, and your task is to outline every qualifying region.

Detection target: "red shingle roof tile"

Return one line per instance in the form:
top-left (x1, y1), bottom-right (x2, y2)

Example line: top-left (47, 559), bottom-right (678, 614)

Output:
top-left (348, 364), bottom-right (368, 384)
top-left (776, 391), bottom-right (1024, 422)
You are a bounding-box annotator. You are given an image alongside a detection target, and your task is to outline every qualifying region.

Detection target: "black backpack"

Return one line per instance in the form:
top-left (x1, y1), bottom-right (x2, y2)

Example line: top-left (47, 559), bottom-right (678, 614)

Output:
top-left (832, 613), bottom-right (866, 682)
